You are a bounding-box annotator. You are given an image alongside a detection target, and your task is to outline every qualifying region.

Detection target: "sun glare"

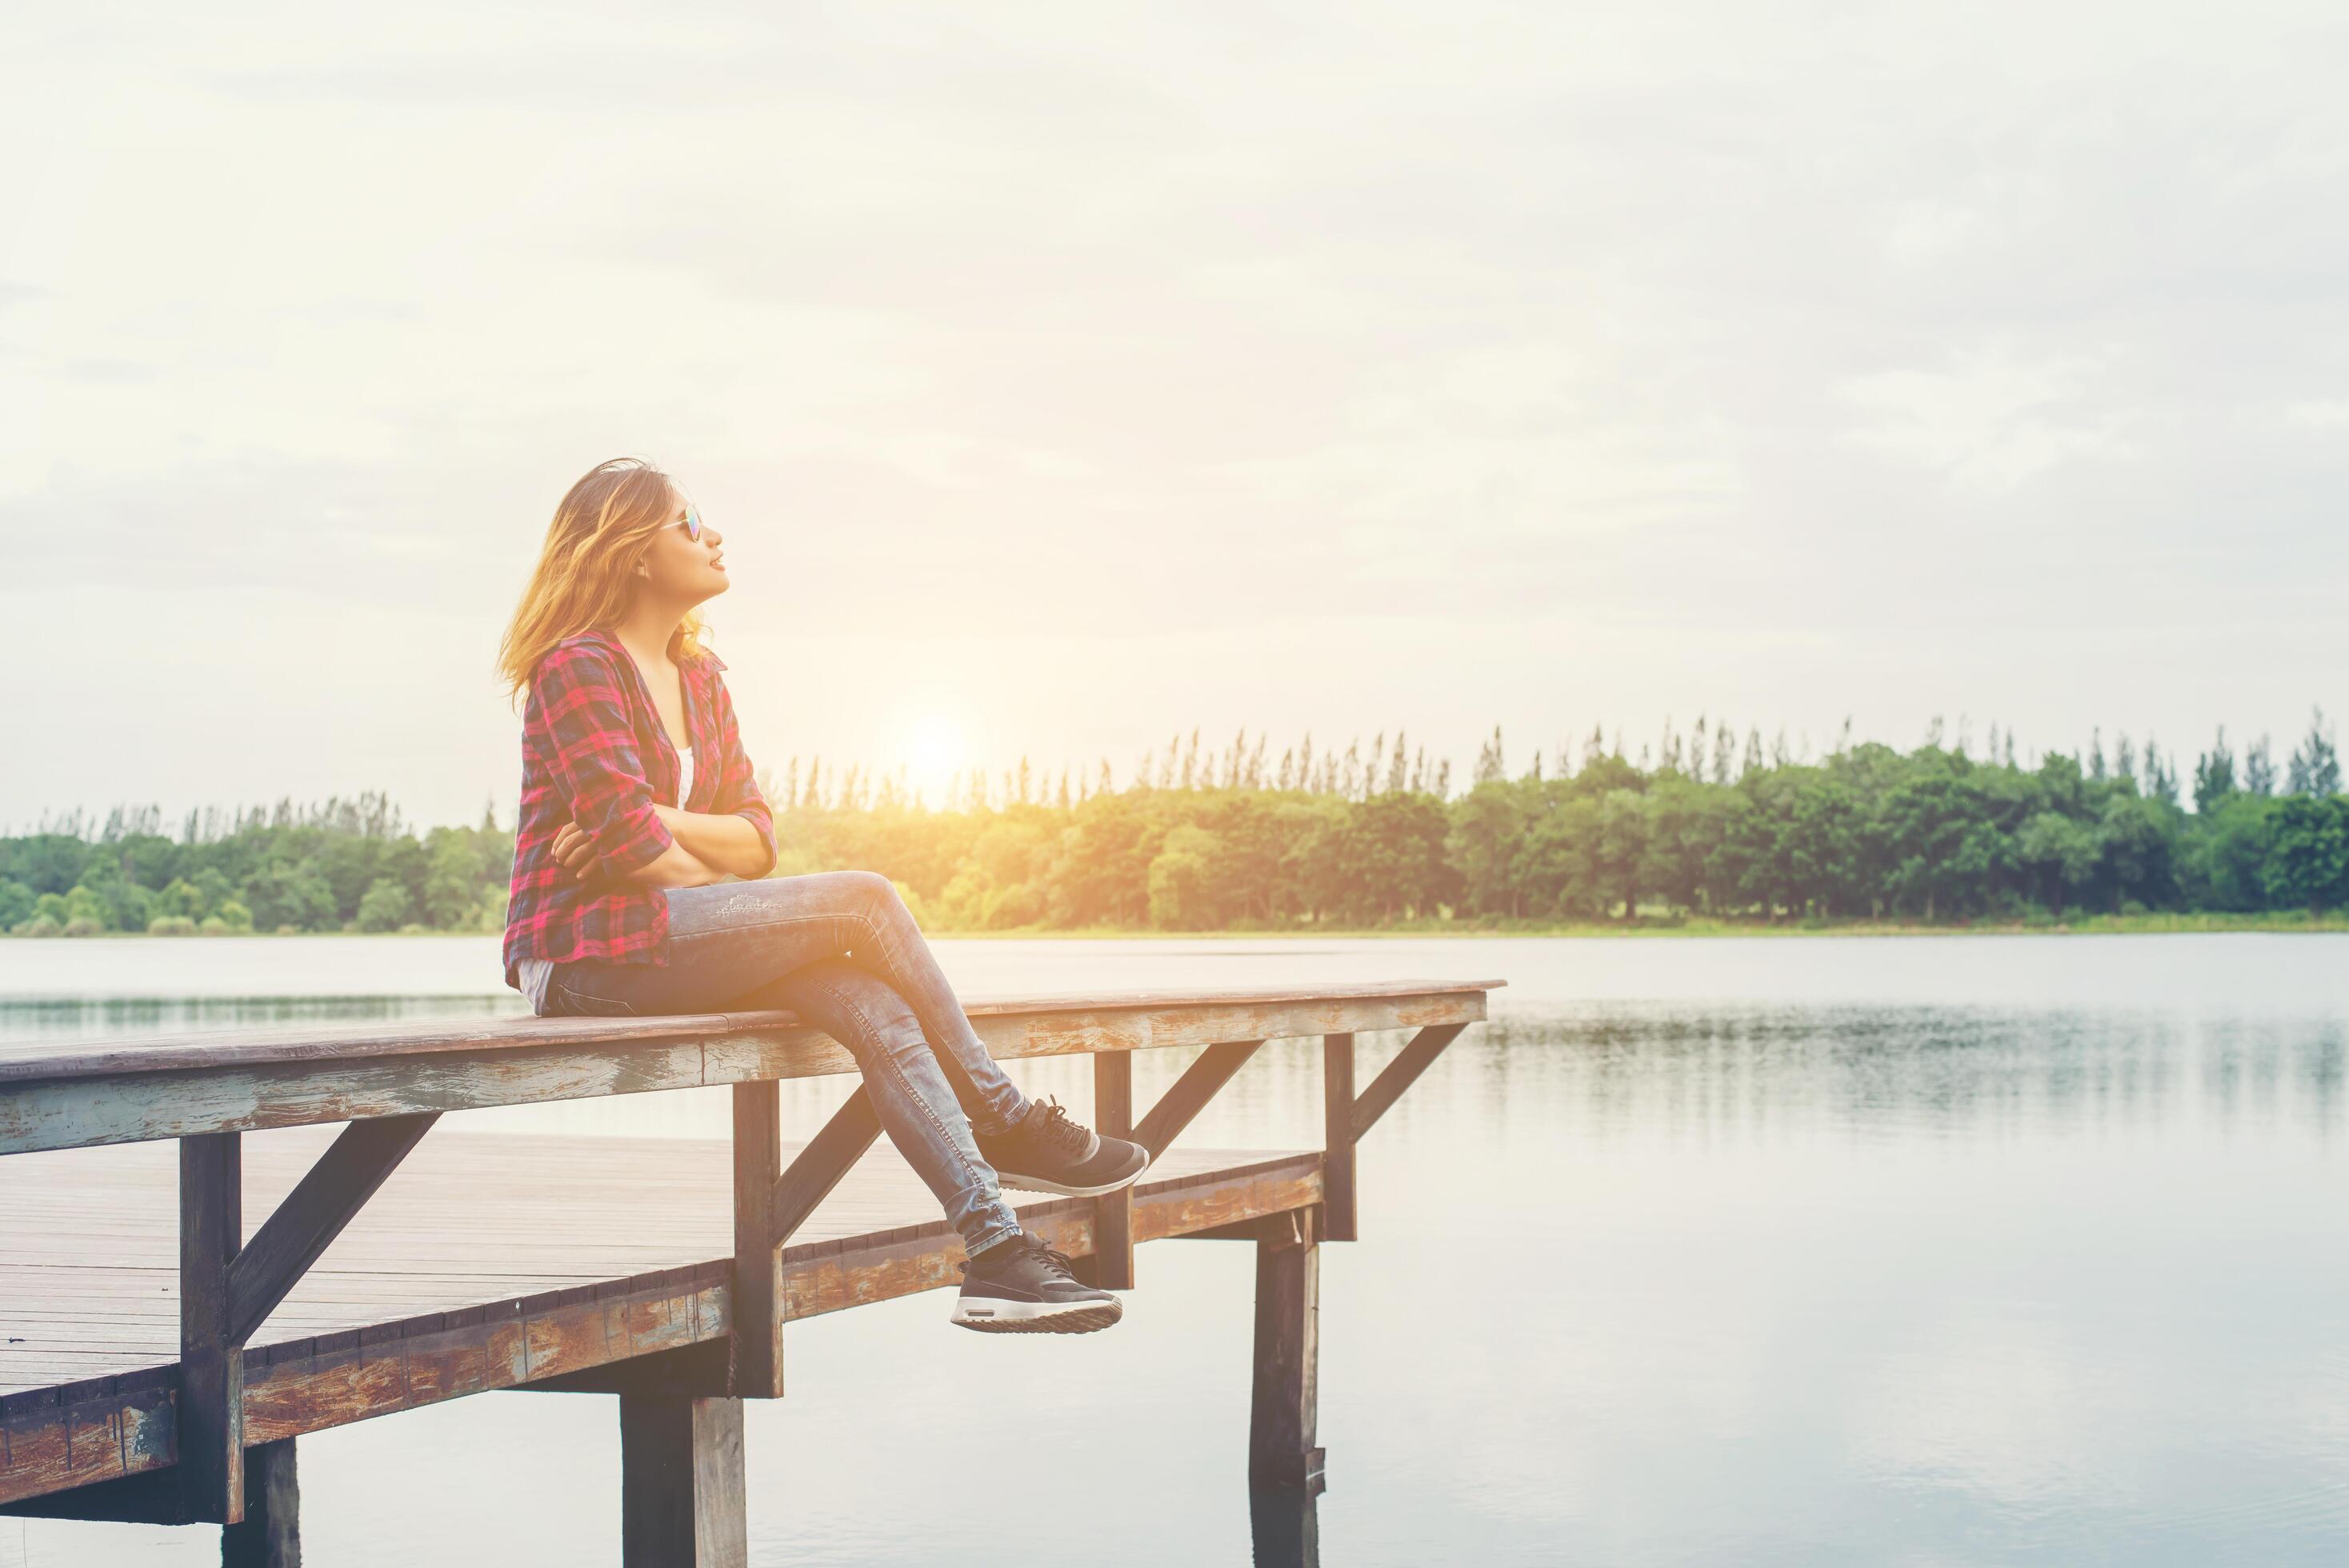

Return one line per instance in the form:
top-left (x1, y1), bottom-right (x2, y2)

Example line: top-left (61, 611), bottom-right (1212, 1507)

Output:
top-left (905, 714), bottom-right (964, 808)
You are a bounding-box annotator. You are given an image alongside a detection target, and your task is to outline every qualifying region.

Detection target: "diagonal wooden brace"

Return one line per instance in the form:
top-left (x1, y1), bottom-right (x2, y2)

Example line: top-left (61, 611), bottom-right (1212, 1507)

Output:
top-left (730, 1082), bottom-right (879, 1398)
top-left (182, 1112), bottom-right (438, 1524)
top-left (1350, 1022), bottom-right (1468, 1141)
top-left (226, 1113), bottom-right (439, 1344)
top-left (770, 1086), bottom-right (882, 1241)
top-left (1134, 1039), bottom-right (1264, 1160)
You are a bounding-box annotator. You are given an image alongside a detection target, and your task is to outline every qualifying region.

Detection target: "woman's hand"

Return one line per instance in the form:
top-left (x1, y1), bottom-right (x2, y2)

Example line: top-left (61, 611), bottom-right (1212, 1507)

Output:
top-left (551, 820), bottom-right (606, 882)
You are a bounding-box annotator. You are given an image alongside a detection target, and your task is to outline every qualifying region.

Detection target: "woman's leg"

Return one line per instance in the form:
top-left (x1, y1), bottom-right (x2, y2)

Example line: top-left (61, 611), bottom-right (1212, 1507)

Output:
top-left (735, 958), bottom-right (1024, 1259)
top-left (544, 871), bottom-right (1030, 1134)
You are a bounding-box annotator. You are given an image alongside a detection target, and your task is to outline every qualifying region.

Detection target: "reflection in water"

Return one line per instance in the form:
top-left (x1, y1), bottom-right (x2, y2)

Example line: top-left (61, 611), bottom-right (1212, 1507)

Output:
top-left (4, 939), bottom-right (2347, 1565)
top-left (0, 993), bottom-right (524, 1043)
top-left (1251, 1481), bottom-right (1324, 1567)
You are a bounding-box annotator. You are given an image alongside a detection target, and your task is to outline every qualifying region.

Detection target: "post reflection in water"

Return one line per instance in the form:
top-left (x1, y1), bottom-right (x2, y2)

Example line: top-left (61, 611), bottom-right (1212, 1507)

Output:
top-left (1251, 1479), bottom-right (1324, 1568)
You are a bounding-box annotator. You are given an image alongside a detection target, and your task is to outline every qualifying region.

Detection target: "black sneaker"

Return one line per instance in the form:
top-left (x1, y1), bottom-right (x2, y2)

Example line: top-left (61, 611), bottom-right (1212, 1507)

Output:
top-left (974, 1096), bottom-right (1150, 1197)
top-left (952, 1230), bottom-right (1123, 1334)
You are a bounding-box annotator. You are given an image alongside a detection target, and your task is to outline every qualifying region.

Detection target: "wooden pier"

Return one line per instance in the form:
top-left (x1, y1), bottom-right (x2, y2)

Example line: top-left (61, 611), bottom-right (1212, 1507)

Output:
top-left (0, 976), bottom-right (1500, 1564)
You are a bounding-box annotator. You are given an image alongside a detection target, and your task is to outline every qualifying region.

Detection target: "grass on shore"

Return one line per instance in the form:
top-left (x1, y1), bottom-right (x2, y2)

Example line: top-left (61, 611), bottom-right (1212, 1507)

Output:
top-left (29, 911), bottom-right (2349, 942)
top-left (924, 909), bottom-right (2349, 939)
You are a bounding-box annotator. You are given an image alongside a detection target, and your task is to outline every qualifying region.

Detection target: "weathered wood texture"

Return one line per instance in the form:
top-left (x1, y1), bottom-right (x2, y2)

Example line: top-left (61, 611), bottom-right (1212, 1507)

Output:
top-left (620, 1395), bottom-right (746, 1568)
top-left (1249, 1210), bottom-right (1323, 1489)
top-left (0, 1131), bottom-right (1321, 1506)
top-left (0, 981), bottom-right (1496, 1154)
top-left (222, 1438), bottom-right (299, 1568)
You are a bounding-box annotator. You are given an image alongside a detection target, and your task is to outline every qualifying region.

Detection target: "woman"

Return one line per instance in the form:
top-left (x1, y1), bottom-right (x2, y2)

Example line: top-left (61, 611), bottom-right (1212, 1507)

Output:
top-left (497, 457), bottom-right (1146, 1334)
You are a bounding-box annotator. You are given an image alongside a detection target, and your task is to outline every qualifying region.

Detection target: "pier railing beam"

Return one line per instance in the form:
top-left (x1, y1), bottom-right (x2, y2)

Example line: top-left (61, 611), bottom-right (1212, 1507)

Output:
top-left (619, 1394), bottom-right (748, 1568)
top-left (1249, 1206), bottom-right (1323, 1490)
top-left (1090, 1053), bottom-right (1135, 1289)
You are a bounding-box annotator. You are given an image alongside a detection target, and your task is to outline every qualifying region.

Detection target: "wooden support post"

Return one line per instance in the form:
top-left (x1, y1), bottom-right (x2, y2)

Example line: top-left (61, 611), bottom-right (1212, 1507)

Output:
top-left (1249, 1209), bottom-right (1323, 1490)
top-left (222, 1438), bottom-right (300, 1568)
top-left (1091, 1052), bottom-right (1134, 1290)
top-left (619, 1394), bottom-right (748, 1568)
top-left (179, 1130), bottom-right (244, 1525)
top-left (1322, 1032), bottom-right (1357, 1242)
top-left (730, 1081), bottom-right (784, 1399)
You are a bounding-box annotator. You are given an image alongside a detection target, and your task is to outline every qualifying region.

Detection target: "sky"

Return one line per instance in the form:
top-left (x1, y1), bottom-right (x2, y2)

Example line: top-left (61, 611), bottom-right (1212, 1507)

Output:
top-left (4, 2), bottom-right (2346, 830)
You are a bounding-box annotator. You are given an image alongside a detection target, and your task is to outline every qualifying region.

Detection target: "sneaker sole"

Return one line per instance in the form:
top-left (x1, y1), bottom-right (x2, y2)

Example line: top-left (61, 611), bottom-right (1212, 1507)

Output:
top-left (990, 1154), bottom-right (1152, 1198)
top-left (952, 1297), bottom-right (1124, 1334)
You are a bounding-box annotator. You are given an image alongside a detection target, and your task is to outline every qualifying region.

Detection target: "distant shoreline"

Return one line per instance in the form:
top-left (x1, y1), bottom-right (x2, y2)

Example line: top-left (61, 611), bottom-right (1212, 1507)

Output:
top-left (17, 910), bottom-right (2347, 941)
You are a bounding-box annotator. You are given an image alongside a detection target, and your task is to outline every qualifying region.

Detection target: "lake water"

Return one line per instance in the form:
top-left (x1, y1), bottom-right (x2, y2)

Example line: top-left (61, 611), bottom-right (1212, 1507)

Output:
top-left (2, 934), bottom-right (2345, 1566)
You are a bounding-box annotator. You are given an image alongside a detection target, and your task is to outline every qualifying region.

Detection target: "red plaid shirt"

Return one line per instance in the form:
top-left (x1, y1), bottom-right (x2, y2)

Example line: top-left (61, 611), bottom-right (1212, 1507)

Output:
top-left (502, 630), bottom-right (776, 989)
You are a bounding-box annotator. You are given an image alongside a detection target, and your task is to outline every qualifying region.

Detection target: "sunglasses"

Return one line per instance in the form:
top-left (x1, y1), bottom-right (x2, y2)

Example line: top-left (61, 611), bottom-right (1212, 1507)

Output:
top-left (676, 504), bottom-right (705, 543)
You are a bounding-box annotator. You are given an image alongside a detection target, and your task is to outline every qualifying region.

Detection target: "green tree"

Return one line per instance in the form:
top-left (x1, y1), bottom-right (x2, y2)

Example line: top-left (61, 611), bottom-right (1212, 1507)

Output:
top-left (242, 862), bottom-right (338, 932)
top-left (2192, 728), bottom-right (2237, 815)
top-left (2261, 795), bottom-right (2349, 911)
top-left (1593, 790), bottom-right (1652, 918)
top-left (2017, 811), bottom-right (2100, 915)
top-left (355, 878), bottom-right (414, 933)
top-left (1146, 824), bottom-right (1223, 929)
top-left (2286, 708), bottom-right (2342, 796)
top-left (156, 878), bottom-right (209, 920)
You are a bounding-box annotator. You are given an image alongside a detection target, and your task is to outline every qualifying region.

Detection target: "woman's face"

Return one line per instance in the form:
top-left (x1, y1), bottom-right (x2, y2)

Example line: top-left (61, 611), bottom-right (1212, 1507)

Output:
top-left (636, 486), bottom-right (729, 605)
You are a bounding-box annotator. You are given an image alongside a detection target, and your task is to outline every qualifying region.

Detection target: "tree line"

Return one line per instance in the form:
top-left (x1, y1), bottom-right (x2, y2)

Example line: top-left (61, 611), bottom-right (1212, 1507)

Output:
top-left (3, 709), bottom-right (2343, 937)
top-left (0, 794), bottom-right (513, 937)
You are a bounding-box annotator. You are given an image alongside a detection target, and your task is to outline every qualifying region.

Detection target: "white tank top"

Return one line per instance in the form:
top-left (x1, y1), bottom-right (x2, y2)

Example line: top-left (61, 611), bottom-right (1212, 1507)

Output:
top-left (674, 744), bottom-right (695, 806)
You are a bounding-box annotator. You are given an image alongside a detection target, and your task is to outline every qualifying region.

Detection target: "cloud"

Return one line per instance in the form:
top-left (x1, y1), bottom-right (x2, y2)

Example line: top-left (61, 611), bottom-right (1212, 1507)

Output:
top-left (4, 0), bottom-right (2348, 824)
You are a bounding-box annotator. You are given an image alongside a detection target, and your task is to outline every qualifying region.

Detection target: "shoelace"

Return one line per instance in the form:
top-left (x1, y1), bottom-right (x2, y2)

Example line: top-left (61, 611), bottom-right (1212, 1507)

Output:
top-left (959, 1234), bottom-right (1079, 1281)
top-left (1026, 1096), bottom-right (1092, 1158)
top-left (1026, 1238), bottom-right (1079, 1282)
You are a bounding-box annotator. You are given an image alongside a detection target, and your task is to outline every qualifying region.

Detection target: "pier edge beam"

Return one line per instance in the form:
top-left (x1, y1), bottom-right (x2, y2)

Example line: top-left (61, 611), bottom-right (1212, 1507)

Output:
top-left (619, 1394), bottom-right (749, 1568)
top-left (1248, 1207), bottom-right (1324, 1490)
top-left (179, 1130), bottom-right (245, 1525)
top-left (221, 1438), bottom-right (299, 1568)
top-left (1321, 1033), bottom-right (1358, 1242)
top-left (1090, 1052), bottom-right (1136, 1289)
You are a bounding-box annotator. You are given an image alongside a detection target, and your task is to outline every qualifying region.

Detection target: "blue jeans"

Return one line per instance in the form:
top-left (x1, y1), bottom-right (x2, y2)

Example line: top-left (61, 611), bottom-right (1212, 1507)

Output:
top-left (538, 870), bottom-right (1031, 1257)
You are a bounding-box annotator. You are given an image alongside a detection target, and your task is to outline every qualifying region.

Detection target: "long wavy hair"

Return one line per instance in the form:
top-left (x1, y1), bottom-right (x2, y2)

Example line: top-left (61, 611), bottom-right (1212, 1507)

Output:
top-left (497, 457), bottom-right (708, 703)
